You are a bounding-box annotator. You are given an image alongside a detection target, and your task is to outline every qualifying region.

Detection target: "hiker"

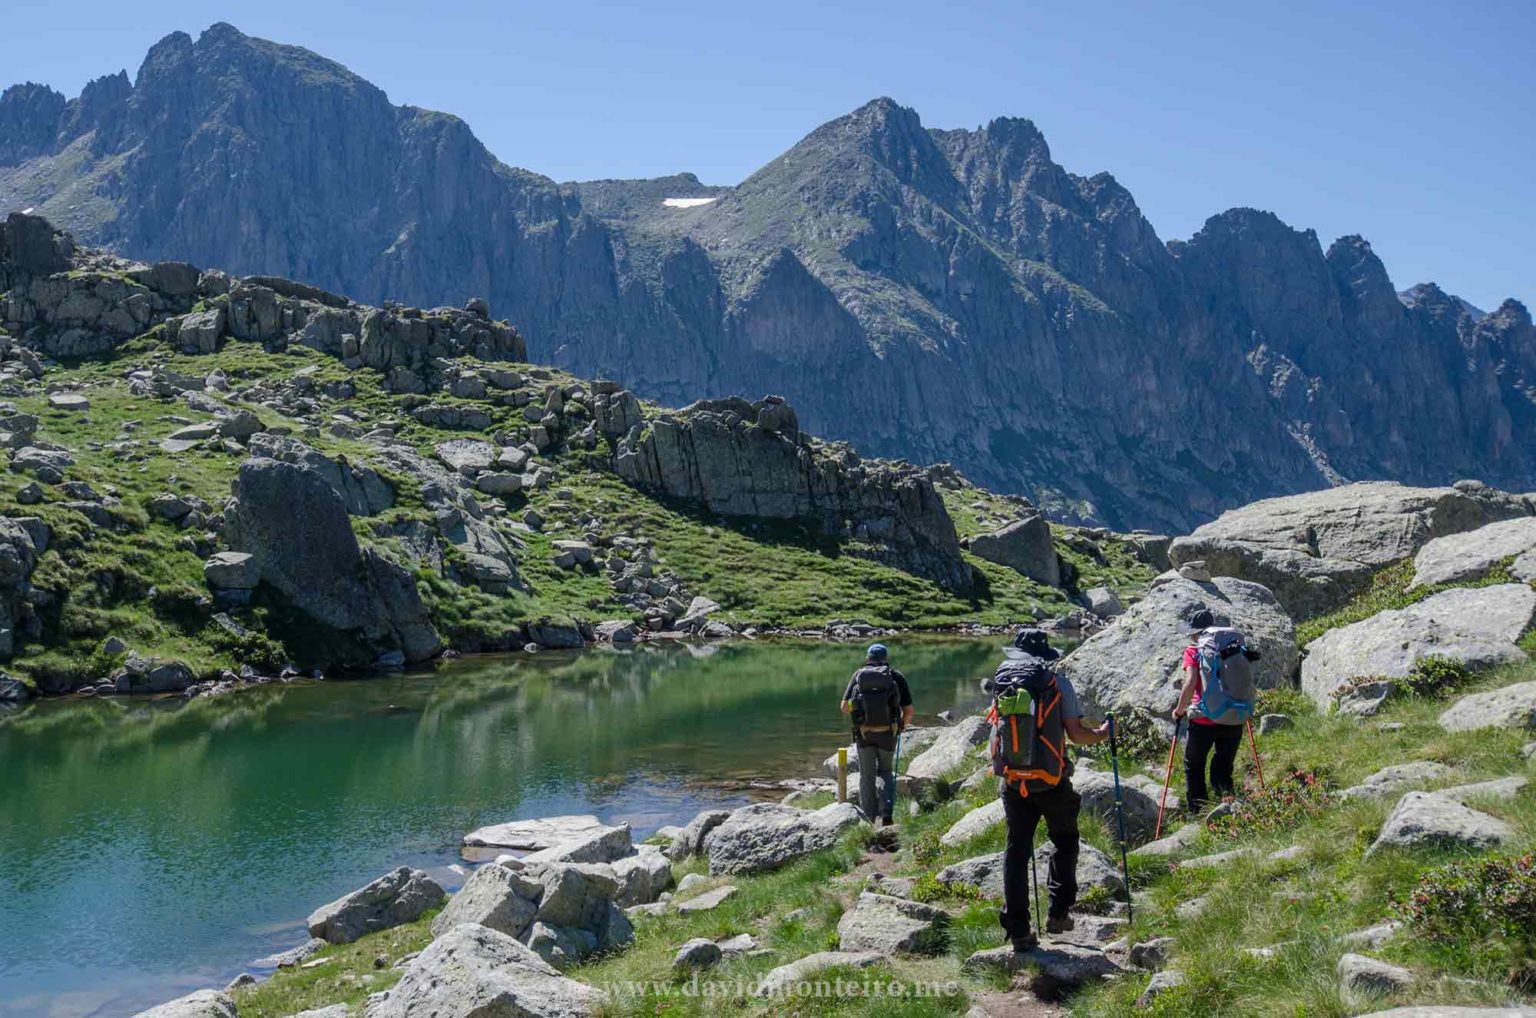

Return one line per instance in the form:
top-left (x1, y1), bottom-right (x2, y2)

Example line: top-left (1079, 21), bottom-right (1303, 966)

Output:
top-left (840, 643), bottom-right (913, 826)
top-left (986, 628), bottom-right (1109, 951)
top-left (1173, 608), bottom-right (1261, 812)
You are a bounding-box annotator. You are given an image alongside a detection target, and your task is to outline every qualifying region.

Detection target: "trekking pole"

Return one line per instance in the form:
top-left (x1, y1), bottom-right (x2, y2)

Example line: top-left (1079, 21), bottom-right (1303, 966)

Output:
top-left (1106, 713), bottom-right (1135, 921)
top-left (1030, 848), bottom-right (1044, 933)
top-left (1154, 716), bottom-right (1182, 840)
top-left (890, 728), bottom-right (903, 818)
top-left (1246, 718), bottom-right (1266, 791)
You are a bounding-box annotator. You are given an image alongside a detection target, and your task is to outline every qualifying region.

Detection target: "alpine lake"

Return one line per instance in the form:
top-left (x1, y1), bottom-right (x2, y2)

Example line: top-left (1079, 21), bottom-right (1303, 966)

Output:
top-left (0, 636), bottom-right (1007, 1017)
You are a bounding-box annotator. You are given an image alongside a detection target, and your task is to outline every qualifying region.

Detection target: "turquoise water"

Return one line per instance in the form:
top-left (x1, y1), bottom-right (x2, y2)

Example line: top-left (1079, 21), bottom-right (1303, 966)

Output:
top-left (0, 637), bottom-right (1002, 1017)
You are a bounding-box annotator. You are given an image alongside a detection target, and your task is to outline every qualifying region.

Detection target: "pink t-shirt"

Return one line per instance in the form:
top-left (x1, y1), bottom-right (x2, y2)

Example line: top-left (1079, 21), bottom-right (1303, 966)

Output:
top-left (1182, 645), bottom-right (1216, 726)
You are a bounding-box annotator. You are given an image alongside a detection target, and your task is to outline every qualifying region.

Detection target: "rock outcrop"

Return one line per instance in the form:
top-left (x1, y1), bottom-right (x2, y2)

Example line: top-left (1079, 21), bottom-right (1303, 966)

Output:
top-left (966, 513), bottom-right (1060, 585)
top-left (1302, 585), bottom-right (1536, 711)
top-left (835, 891), bottom-right (950, 954)
top-left (1410, 516), bottom-right (1536, 590)
top-left (604, 393), bottom-right (972, 591)
top-left (1169, 482), bottom-right (1533, 617)
top-left (224, 457), bottom-right (441, 664)
top-left (1366, 791), bottom-right (1512, 856)
top-left (1057, 574), bottom-right (1299, 717)
top-left (1439, 681), bottom-right (1536, 733)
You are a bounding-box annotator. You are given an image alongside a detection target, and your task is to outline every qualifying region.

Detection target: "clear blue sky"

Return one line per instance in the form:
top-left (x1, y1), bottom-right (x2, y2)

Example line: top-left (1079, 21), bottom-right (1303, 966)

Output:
top-left (7, 0), bottom-right (1533, 308)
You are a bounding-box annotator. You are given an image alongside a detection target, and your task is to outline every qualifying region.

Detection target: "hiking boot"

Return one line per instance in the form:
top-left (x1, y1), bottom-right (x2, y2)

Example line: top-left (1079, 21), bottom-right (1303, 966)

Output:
top-left (1044, 914), bottom-right (1075, 935)
top-left (879, 815), bottom-right (895, 827)
top-left (1010, 933), bottom-right (1039, 953)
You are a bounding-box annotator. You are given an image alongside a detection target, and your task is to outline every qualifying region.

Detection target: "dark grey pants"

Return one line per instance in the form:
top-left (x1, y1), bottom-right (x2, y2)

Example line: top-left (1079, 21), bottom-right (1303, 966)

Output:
top-left (856, 743), bottom-right (896, 819)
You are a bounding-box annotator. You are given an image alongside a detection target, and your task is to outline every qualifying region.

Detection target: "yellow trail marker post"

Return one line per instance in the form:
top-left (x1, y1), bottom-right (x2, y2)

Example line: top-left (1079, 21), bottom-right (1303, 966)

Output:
top-left (836, 747), bottom-right (848, 803)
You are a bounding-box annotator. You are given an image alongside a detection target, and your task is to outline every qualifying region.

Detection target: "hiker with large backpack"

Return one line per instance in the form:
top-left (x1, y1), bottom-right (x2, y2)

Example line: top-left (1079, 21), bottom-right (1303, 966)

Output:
top-left (841, 643), bottom-right (914, 826)
top-left (1173, 608), bottom-right (1262, 813)
top-left (987, 629), bottom-right (1109, 952)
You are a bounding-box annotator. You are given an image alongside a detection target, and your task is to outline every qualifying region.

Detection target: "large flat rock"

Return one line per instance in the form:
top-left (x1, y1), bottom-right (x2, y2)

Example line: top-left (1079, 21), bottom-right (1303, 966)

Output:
top-left (1411, 517), bottom-right (1536, 590)
top-left (1169, 481), bottom-right (1532, 617)
top-left (1439, 681), bottom-right (1536, 733)
top-left (464, 815), bottom-right (613, 851)
top-left (1302, 585), bottom-right (1536, 711)
top-left (1057, 575), bottom-right (1298, 717)
top-left (1340, 762), bottom-right (1454, 800)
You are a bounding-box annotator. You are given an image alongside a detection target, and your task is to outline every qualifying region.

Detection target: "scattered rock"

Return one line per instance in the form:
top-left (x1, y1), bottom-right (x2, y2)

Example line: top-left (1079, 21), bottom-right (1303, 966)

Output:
top-left (1168, 481), bottom-right (1532, 617)
top-left (672, 938), bottom-right (722, 971)
top-left (1302, 586), bottom-right (1536, 710)
top-left (306, 867), bottom-right (445, 944)
top-left (754, 951), bottom-right (883, 997)
top-left (1130, 824), bottom-right (1203, 857)
top-left (905, 715), bottom-right (990, 790)
top-left (365, 922), bottom-right (605, 1017)
top-left (130, 989), bottom-right (236, 1018)
top-left (703, 801), bottom-right (861, 875)
top-left (47, 392), bottom-right (90, 412)
top-left (666, 809), bottom-right (731, 862)
top-left (968, 514), bottom-right (1061, 586)
top-left (1074, 769), bottom-right (1160, 844)
top-left (674, 885), bottom-right (737, 914)
top-left (836, 891), bottom-right (950, 954)
top-left (939, 799), bottom-right (1004, 847)
top-left (1138, 969), bottom-right (1186, 1007)
top-left (962, 943), bottom-right (1123, 986)
top-left (1083, 586), bottom-right (1123, 618)
top-left (1340, 762), bottom-right (1454, 800)
top-left (521, 823), bottom-right (633, 865)
top-left (1342, 921), bottom-right (1402, 950)
top-left (1439, 681), bottom-right (1536, 733)
top-left (1338, 952), bottom-right (1414, 1002)
top-left (1258, 713), bottom-right (1292, 735)
top-left (1437, 776), bottom-right (1528, 803)
top-left (1128, 936), bottom-right (1175, 971)
top-left (430, 863), bottom-right (542, 940)
top-left (1410, 517), bottom-right (1536, 590)
top-left (203, 551), bottom-right (259, 590)
top-left (252, 938), bottom-right (327, 969)
top-left (1367, 792), bottom-right (1512, 856)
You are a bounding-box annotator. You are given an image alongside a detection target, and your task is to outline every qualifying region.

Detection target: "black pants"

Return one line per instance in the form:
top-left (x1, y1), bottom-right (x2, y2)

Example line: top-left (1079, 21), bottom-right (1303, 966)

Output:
top-left (1184, 722), bottom-right (1242, 812)
top-left (1000, 780), bottom-right (1080, 939)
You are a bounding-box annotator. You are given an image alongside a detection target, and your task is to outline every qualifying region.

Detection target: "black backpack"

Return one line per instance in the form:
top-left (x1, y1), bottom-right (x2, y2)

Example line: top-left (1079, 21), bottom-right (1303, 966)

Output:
top-left (987, 658), bottom-right (1067, 795)
top-left (850, 665), bottom-right (901, 742)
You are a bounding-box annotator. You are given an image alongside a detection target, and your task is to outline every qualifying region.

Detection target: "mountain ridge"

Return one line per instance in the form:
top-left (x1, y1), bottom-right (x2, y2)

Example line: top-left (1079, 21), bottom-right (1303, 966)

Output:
top-left (3, 25), bottom-right (1532, 531)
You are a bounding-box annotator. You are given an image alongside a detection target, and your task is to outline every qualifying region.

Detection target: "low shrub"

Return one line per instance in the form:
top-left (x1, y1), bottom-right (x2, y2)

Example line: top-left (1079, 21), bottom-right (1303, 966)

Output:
top-left (1400, 655), bottom-right (1474, 698)
top-left (1402, 852), bottom-right (1536, 951)
top-left (910, 873), bottom-right (985, 903)
top-left (1206, 770), bottom-right (1335, 839)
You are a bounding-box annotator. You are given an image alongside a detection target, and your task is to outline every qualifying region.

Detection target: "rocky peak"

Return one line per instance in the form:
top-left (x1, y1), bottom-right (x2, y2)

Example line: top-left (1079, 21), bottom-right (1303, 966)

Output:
top-left (1326, 234), bottom-right (1403, 336)
top-left (0, 83), bottom-right (67, 165)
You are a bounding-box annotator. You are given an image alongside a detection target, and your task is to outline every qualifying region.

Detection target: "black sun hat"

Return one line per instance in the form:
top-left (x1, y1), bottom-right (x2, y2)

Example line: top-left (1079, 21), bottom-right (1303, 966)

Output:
top-left (1012, 628), bottom-right (1060, 661)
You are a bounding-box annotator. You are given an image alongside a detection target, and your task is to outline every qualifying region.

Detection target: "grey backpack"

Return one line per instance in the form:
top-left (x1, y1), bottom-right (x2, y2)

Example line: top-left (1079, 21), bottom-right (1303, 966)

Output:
top-left (1195, 627), bottom-right (1257, 725)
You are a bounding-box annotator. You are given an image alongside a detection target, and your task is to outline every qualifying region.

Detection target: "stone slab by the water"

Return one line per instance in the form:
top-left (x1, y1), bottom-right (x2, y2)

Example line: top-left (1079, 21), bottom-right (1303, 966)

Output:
top-left (307, 866), bottom-right (444, 944)
top-left (754, 951), bottom-right (883, 997)
top-left (365, 922), bottom-right (606, 1017)
top-left (1439, 681), bottom-right (1536, 733)
top-left (1057, 574), bottom-right (1297, 718)
top-left (1411, 517), bottom-right (1536, 590)
top-left (130, 989), bottom-right (236, 1018)
top-left (463, 815), bottom-right (613, 851)
top-left (520, 824), bottom-right (633, 865)
top-left (1368, 791), bottom-right (1512, 856)
top-left (1303, 585), bottom-right (1536, 711)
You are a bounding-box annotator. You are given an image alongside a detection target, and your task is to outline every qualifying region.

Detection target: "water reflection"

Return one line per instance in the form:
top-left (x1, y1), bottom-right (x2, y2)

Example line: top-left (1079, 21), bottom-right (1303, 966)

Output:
top-left (0, 637), bottom-right (1003, 1016)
